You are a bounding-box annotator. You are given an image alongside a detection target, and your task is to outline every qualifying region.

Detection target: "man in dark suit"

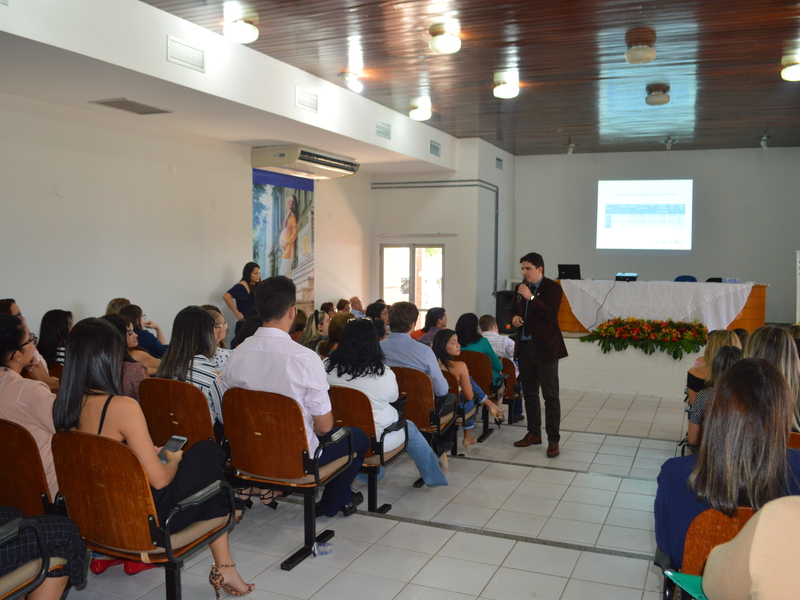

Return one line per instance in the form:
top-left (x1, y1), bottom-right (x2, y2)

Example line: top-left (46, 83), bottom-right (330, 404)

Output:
top-left (510, 252), bottom-right (568, 457)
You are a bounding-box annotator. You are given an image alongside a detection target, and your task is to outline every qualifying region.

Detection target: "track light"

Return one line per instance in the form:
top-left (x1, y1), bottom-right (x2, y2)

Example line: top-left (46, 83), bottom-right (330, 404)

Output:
top-left (760, 135), bottom-right (769, 150)
top-left (663, 137), bottom-right (676, 150)
top-left (428, 22), bottom-right (461, 55)
top-left (409, 97), bottom-right (432, 121)
top-left (223, 20), bottom-right (259, 43)
top-left (567, 143), bottom-right (576, 155)
top-left (493, 70), bottom-right (520, 99)
top-left (339, 72), bottom-right (363, 94)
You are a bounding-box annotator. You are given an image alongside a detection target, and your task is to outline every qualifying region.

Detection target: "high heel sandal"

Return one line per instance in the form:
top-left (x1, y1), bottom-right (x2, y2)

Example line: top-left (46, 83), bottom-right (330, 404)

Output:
top-left (209, 563), bottom-right (254, 599)
top-left (486, 402), bottom-right (505, 425)
top-left (257, 489), bottom-right (281, 510)
top-left (462, 436), bottom-right (477, 447)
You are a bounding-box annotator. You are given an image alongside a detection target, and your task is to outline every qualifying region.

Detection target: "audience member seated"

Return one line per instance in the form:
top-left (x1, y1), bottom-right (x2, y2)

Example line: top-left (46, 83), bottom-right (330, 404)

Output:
top-left (298, 309), bottom-right (330, 352)
top-left (381, 302), bottom-right (449, 398)
top-left (0, 314), bottom-right (58, 498)
top-left (455, 313), bottom-right (505, 402)
top-left (745, 325), bottom-right (800, 428)
top-left (703, 496), bottom-right (800, 600)
top-left (0, 299), bottom-right (59, 391)
top-left (100, 315), bottom-right (150, 402)
top-left (479, 314), bottom-right (516, 365)
top-left (37, 309), bottom-right (72, 366)
top-left (366, 302), bottom-right (389, 325)
top-left (336, 298), bottom-right (351, 313)
top-left (349, 296), bottom-right (365, 318)
top-left (432, 328), bottom-right (503, 447)
top-left (230, 308), bottom-right (261, 349)
top-left (687, 345), bottom-right (743, 447)
top-left (686, 330), bottom-right (740, 406)
top-left (53, 318), bottom-right (254, 596)
top-left (119, 305), bottom-right (167, 359)
top-left (290, 308), bottom-right (307, 342)
top-left (221, 276), bottom-right (369, 518)
top-left (320, 302), bottom-right (336, 320)
top-left (105, 297), bottom-right (130, 315)
top-left (788, 324), bottom-right (800, 340)
top-left (156, 307), bottom-right (225, 441)
top-left (373, 318), bottom-right (389, 341)
top-left (655, 358), bottom-right (800, 570)
top-left (0, 505), bottom-right (87, 600)
top-left (201, 305), bottom-right (232, 368)
top-left (104, 313), bottom-right (160, 376)
top-left (415, 307), bottom-right (447, 344)
top-left (317, 312), bottom-right (356, 358)
top-left (325, 319), bottom-right (448, 486)
top-left (733, 327), bottom-right (749, 348)
top-left (222, 261), bottom-right (261, 335)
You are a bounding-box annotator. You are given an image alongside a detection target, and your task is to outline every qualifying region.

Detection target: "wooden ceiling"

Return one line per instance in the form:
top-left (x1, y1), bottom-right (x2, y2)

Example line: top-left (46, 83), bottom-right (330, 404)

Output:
top-left (141, 0), bottom-right (800, 155)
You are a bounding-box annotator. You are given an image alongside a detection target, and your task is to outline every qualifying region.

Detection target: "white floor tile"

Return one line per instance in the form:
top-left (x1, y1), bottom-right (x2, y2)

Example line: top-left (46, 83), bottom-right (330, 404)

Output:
top-left (432, 503), bottom-right (497, 528)
top-left (480, 567), bottom-right (567, 600)
top-left (514, 480), bottom-right (568, 500)
top-left (571, 473), bottom-right (622, 491)
top-left (466, 475), bottom-right (523, 495)
top-left (499, 493), bottom-right (559, 517)
top-left (589, 464), bottom-right (631, 476)
top-left (559, 578), bottom-right (643, 600)
top-left (484, 510), bottom-right (547, 537)
top-left (250, 559), bottom-right (340, 599)
top-left (604, 507), bottom-right (655, 531)
top-left (437, 531), bottom-right (515, 566)
top-left (596, 525), bottom-right (657, 554)
top-left (310, 570), bottom-right (405, 600)
top-left (612, 492), bottom-right (655, 512)
top-left (602, 436), bottom-right (641, 447)
top-left (539, 518), bottom-right (602, 545)
top-left (232, 524), bottom-right (305, 558)
top-left (628, 468), bottom-right (660, 480)
top-left (591, 453), bottom-right (634, 467)
top-left (481, 463), bottom-right (532, 480)
top-left (618, 479), bottom-right (658, 496)
top-left (376, 521), bottom-right (454, 555)
top-left (501, 541), bottom-right (581, 577)
top-left (571, 551), bottom-right (650, 589)
top-left (550, 501), bottom-right (610, 524)
top-left (345, 544), bottom-right (431, 582)
top-left (411, 555), bottom-right (497, 595)
top-left (389, 495), bottom-right (449, 521)
top-left (394, 584), bottom-right (477, 600)
top-left (451, 487), bottom-right (511, 510)
top-left (560, 486), bottom-right (616, 507)
top-left (329, 514), bottom-right (397, 544)
top-left (524, 468), bottom-right (576, 485)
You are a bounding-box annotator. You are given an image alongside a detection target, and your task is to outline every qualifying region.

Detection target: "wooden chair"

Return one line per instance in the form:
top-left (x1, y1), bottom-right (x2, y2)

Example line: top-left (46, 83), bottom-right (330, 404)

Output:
top-left (788, 432), bottom-right (800, 449)
top-left (328, 386), bottom-right (408, 514)
top-left (500, 357), bottom-right (519, 421)
top-left (47, 362), bottom-right (63, 380)
top-left (458, 350), bottom-right (499, 442)
top-left (441, 369), bottom-right (477, 456)
top-left (222, 388), bottom-right (353, 571)
top-left (139, 378), bottom-right (216, 449)
top-left (52, 431), bottom-right (234, 600)
top-left (0, 419), bottom-right (54, 517)
top-left (0, 517), bottom-right (66, 600)
top-left (391, 367), bottom-right (455, 436)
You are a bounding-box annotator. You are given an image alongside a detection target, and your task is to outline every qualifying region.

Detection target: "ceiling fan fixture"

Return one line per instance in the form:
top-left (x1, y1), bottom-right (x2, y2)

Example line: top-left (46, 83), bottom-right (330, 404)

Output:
top-left (645, 83), bottom-right (670, 106)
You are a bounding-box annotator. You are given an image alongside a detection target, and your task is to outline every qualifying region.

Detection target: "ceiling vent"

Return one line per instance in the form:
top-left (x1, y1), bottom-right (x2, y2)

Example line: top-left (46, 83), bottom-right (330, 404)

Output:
top-left (376, 121), bottom-right (392, 140)
top-left (167, 36), bottom-right (205, 73)
top-left (496, 157), bottom-right (504, 170)
top-left (251, 146), bottom-right (359, 180)
top-left (295, 88), bottom-right (318, 112)
top-left (429, 141), bottom-right (442, 157)
top-left (88, 98), bottom-right (172, 115)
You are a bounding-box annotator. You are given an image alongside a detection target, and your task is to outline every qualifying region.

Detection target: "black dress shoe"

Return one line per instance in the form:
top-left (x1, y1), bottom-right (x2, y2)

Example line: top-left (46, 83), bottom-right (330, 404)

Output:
top-left (341, 491), bottom-right (364, 517)
top-left (514, 433), bottom-right (543, 447)
top-left (512, 415), bottom-right (525, 424)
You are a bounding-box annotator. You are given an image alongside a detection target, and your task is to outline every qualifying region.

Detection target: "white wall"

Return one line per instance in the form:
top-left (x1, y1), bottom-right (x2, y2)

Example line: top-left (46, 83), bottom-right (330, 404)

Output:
top-left (514, 148), bottom-right (800, 322)
top-left (0, 92), bottom-right (252, 336)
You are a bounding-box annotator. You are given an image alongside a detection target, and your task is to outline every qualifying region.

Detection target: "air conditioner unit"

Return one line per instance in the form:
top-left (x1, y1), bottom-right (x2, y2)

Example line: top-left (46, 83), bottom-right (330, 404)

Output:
top-left (251, 145), bottom-right (359, 180)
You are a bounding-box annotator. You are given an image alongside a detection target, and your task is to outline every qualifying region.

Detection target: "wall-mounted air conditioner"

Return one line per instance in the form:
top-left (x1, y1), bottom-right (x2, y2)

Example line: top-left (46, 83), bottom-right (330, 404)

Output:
top-left (251, 145), bottom-right (359, 180)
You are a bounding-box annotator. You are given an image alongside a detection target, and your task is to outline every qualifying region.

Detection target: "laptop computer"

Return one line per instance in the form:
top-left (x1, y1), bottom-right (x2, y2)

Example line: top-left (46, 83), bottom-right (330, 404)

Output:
top-left (557, 264), bottom-right (581, 280)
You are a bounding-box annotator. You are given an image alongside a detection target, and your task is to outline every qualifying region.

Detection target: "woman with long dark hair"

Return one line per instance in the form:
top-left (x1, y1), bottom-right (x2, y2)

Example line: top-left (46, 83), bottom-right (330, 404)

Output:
top-left (53, 318), bottom-right (254, 597)
top-left (455, 313), bottom-right (504, 396)
top-left (119, 304), bottom-right (167, 359)
top-left (223, 262), bottom-right (261, 335)
top-left (432, 328), bottom-right (504, 447)
top-left (99, 314), bottom-right (149, 402)
top-left (325, 319), bottom-right (447, 486)
top-left (102, 313), bottom-right (159, 376)
top-left (687, 345), bottom-right (744, 446)
top-left (655, 358), bottom-right (800, 570)
top-left (37, 309), bottom-right (72, 365)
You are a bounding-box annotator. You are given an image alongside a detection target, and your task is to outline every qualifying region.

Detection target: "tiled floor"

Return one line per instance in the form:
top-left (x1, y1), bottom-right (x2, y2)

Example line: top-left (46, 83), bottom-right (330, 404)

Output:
top-left (71, 389), bottom-right (684, 600)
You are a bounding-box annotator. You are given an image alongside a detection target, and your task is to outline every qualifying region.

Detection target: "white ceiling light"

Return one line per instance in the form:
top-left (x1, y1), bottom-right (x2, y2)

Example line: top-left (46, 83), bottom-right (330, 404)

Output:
top-left (493, 70), bottom-right (519, 99)
top-left (781, 60), bottom-right (800, 81)
top-left (645, 83), bottom-right (670, 106)
top-left (340, 72), bottom-right (363, 93)
top-left (223, 20), bottom-right (259, 43)
top-left (625, 44), bottom-right (656, 64)
top-left (409, 97), bottom-right (432, 121)
top-left (429, 21), bottom-right (461, 54)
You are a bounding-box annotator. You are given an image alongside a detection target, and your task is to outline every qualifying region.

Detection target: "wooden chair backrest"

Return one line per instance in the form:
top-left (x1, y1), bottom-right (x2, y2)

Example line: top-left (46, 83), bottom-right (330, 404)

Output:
top-left (329, 386), bottom-right (377, 457)
top-left (391, 367), bottom-right (436, 431)
top-left (458, 350), bottom-right (492, 393)
top-left (789, 432), bottom-right (800, 449)
top-left (47, 362), bottom-right (63, 379)
top-left (222, 388), bottom-right (310, 480)
top-left (500, 358), bottom-right (518, 398)
top-left (441, 370), bottom-right (459, 396)
top-left (682, 507), bottom-right (755, 576)
top-left (52, 431), bottom-right (159, 551)
top-left (0, 419), bottom-right (51, 516)
top-left (139, 378), bottom-right (216, 449)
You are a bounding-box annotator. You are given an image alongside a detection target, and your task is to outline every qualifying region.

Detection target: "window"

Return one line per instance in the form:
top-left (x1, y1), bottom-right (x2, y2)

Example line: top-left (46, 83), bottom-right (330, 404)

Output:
top-left (381, 245), bottom-right (444, 325)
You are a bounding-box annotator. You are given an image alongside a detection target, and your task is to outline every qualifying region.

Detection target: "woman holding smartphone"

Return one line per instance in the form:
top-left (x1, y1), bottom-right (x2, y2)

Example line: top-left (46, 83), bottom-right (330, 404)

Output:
top-left (53, 318), bottom-right (254, 598)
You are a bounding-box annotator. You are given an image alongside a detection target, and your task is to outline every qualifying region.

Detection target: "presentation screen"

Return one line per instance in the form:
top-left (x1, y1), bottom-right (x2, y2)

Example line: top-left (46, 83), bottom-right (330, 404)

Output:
top-left (596, 179), bottom-right (693, 250)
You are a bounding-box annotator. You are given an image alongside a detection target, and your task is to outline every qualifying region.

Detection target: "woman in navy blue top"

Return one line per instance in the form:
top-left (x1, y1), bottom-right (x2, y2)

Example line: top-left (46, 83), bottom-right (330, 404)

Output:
top-left (119, 304), bottom-right (167, 358)
top-left (222, 262), bottom-right (260, 335)
top-left (655, 358), bottom-right (800, 569)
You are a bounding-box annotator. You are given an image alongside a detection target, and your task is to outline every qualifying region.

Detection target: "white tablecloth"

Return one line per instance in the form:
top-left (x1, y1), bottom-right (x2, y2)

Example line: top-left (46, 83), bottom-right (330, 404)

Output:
top-left (560, 280), bottom-right (755, 331)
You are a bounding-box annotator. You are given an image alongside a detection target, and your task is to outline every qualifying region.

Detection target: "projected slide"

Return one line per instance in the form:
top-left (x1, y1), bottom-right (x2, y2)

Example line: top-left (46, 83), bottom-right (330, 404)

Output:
top-left (596, 180), bottom-right (693, 250)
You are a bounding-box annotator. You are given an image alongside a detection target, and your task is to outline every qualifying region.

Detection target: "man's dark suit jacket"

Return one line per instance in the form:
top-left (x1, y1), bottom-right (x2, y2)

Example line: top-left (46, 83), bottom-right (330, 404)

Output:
top-left (510, 277), bottom-right (568, 364)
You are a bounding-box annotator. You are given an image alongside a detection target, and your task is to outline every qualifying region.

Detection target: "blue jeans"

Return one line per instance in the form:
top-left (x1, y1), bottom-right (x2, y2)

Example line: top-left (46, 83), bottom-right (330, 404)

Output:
top-left (461, 377), bottom-right (487, 430)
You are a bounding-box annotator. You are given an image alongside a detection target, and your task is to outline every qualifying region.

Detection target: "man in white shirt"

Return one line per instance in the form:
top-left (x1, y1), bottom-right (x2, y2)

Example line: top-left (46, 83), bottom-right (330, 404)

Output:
top-left (479, 314), bottom-right (524, 424)
top-left (222, 276), bottom-right (370, 517)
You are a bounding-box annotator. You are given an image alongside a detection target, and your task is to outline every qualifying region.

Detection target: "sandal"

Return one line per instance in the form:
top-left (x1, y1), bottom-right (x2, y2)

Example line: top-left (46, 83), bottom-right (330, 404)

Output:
top-left (486, 402), bottom-right (505, 425)
top-left (209, 563), bottom-right (254, 599)
top-left (257, 489), bottom-right (282, 510)
top-left (463, 436), bottom-right (477, 447)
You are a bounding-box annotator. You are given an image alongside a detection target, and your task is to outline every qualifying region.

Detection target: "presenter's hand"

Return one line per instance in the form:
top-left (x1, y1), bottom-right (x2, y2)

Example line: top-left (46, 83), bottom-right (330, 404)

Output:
top-left (517, 283), bottom-right (534, 300)
top-left (512, 316), bottom-right (524, 328)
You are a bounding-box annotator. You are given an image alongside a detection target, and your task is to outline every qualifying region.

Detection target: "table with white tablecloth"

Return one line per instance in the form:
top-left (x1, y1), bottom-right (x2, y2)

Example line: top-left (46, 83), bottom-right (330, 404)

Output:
top-left (559, 280), bottom-right (755, 331)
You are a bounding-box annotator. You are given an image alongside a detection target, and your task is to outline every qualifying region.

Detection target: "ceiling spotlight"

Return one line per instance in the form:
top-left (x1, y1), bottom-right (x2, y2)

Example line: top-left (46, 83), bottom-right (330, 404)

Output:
top-left (409, 97), bottom-right (432, 121)
top-left (567, 143), bottom-right (576, 156)
top-left (428, 22), bottom-right (461, 55)
top-left (625, 44), bottom-right (656, 64)
top-left (760, 135), bottom-right (770, 150)
top-left (223, 19), bottom-right (259, 44)
top-left (493, 70), bottom-right (520, 99)
top-left (645, 83), bottom-right (671, 106)
top-left (663, 137), bottom-right (676, 150)
top-left (339, 72), bottom-right (363, 93)
top-left (781, 59), bottom-right (800, 81)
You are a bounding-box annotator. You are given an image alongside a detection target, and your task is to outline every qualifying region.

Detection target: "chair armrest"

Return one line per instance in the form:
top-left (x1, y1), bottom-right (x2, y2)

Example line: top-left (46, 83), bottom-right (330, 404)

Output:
top-left (310, 427), bottom-right (354, 486)
top-left (154, 480), bottom-right (236, 562)
top-left (376, 420), bottom-right (408, 465)
top-left (0, 517), bottom-right (51, 595)
top-left (654, 546), bottom-right (675, 571)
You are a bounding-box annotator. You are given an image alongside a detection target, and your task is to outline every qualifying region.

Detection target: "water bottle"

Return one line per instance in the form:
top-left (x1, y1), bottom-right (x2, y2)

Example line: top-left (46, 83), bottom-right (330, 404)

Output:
top-left (312, 542), bottom-right (332, 556)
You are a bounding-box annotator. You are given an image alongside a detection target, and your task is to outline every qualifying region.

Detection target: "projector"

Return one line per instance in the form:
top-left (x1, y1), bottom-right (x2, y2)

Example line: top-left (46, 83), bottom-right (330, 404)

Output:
top-left (615, 273), bottom-right (638, 282)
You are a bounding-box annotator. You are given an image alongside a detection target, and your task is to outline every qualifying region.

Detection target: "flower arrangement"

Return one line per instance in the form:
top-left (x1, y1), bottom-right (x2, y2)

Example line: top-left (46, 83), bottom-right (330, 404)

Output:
top-left (580, 317), bottom-right (708, 360)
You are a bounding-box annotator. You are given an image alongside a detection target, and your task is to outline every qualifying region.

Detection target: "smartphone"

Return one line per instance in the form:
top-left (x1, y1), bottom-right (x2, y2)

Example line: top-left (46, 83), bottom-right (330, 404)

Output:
top-left (158, 435), bottom-right (187, 463)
